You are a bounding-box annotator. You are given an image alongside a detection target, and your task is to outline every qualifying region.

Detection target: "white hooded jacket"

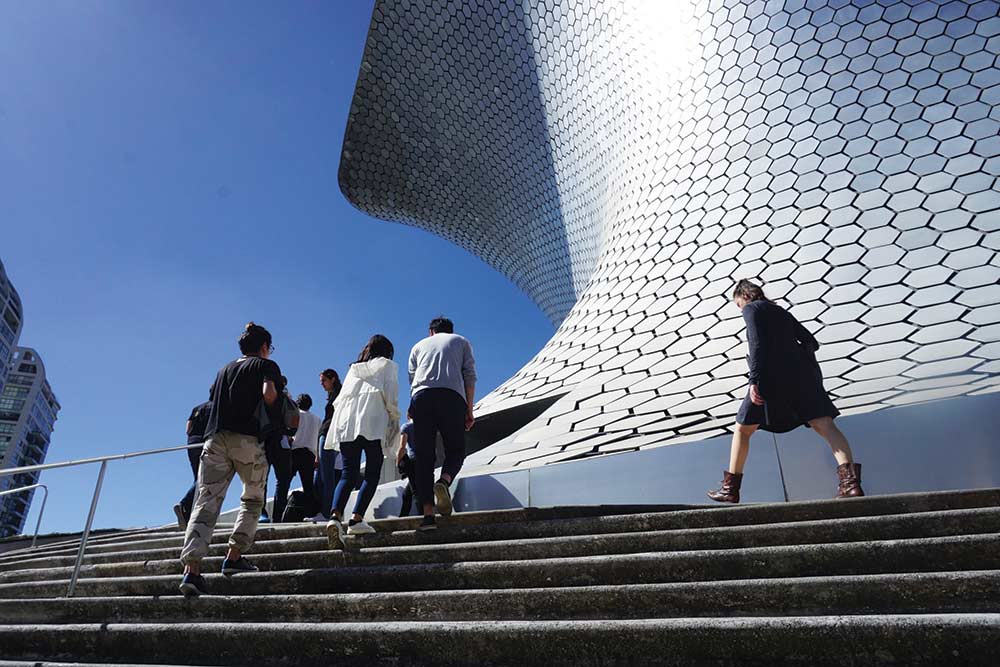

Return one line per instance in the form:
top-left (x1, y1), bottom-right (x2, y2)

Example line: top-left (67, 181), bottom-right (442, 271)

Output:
top-left (324, 356), bottom-right (401, 456)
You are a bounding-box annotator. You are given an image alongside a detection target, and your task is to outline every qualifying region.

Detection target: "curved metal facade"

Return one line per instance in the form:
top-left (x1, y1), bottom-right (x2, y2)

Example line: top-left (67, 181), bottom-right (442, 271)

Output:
top-left (340, 0), bottom-right (1000, 477)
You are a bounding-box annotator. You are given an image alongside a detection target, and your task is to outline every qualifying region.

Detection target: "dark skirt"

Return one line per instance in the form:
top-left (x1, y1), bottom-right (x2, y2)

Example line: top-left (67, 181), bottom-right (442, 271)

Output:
top-left (736, 369), bottom-right (840, 434)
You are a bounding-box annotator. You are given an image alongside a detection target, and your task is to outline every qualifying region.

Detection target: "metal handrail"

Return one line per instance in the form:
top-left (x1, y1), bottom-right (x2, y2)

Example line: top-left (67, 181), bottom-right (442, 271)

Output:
top-left (0, 483), bottom-right (48, 548)
top-left (0, 442), bottom-right (203, 597)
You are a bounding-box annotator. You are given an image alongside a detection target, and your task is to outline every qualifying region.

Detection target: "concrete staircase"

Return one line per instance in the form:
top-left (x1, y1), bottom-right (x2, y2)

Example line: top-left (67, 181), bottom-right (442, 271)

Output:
top-left (0, 489), bottom-right (998, 665)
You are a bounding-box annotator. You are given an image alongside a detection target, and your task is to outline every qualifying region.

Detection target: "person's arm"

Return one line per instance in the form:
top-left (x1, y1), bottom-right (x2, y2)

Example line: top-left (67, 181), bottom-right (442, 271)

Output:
top-left (262, 359), bottom-right (280, 406)
top-left (185, 420), bottom-right (194, 436)
top-left (408, 346), bottom-right (417, 387)
top-left (397, 431), bottom-right (408, 466)
top-left (743, 305), bottom-right (765, 405)
top-left (462, 340), bottom-right (477, 430)
top-left (382, 364), bottom-right (401, 447)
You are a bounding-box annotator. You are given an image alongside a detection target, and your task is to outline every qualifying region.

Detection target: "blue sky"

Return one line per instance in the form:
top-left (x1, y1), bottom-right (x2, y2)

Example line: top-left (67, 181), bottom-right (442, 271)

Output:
top-left (0, 1), bottom-right (553, 533)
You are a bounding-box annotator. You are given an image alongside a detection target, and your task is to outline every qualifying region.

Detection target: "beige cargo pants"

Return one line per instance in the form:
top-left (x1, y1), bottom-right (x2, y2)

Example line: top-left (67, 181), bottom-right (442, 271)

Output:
top-left (179, 430), bottom-right (267, 565)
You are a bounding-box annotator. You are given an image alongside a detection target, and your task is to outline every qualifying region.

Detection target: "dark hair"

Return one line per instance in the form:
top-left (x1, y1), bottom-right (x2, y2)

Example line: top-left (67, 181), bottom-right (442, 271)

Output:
top-left (296, 393), bottom-right (313, 410)
top-left (429, 317), bottom-right (454, 334)
top-left (356, 334), bottom-right (394, 363)
top-left (279, 375), bottom-right (288, 392)
top-left (320, 369), bottom-right (342, 400)
top-left (238, 322), bottom-right (272, 355)
top-left (732, 279), bottom-right (769, 303)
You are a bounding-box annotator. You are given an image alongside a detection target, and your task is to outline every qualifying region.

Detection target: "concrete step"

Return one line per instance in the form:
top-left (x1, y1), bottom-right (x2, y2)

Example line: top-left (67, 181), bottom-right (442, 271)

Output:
top-left (2, 506), bottom-right (996, 584)
top-left (0, 535), bottom-right (331, 576)
top-left (0, 533), bottom-right (994, 599)
top-left (0, 571), bottom-right (996, 625)
top-left (340, 487), bottom-right (1000, 550)
top-left (0, 615), bottom-right (997, 665)
top-left (0, 524), bottom-right (323, 572)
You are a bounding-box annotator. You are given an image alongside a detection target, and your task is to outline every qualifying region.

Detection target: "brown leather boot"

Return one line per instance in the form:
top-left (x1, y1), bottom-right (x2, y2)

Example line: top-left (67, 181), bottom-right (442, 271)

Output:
top-left (707, 471), bottom-right (743, 503)
top-left (836, 462), bottom-right (864, 498)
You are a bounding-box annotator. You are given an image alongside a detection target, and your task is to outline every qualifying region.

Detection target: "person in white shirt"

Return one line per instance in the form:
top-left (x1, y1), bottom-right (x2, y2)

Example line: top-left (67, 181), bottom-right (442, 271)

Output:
top-left (290, 394), bottom-right (321, 506)
top-left (324, 334), bottom-right (400, 538)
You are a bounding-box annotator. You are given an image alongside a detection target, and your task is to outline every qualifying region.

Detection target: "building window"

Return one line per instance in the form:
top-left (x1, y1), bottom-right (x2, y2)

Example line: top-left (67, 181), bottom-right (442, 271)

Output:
top-left (17, 363), bottom-right (36, 374)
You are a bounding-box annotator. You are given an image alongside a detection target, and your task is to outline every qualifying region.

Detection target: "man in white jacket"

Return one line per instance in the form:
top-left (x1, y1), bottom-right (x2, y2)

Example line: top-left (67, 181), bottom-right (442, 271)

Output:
top-left (408, 316), bottom-right (476, 531)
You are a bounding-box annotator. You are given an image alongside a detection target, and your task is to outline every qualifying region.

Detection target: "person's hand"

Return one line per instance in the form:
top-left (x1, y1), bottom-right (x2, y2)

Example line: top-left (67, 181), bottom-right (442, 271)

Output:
top-left (396, 447), bottom-right (406, 466)
top-left (750, 384), bottom-right (764, 406)
top-left (465, 410), bottom-right (475, 431)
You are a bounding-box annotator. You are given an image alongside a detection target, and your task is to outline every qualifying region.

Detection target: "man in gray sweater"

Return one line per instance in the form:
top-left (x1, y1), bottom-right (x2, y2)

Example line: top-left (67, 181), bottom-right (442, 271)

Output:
top-left (407, 316), bottom-right (476, 531)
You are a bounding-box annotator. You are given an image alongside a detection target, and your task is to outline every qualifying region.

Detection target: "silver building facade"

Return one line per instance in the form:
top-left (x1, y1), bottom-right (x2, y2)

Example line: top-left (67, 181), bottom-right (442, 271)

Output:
top-left (340, 0), bottom-right (1000, 511)
top-left (0, 348), bottom-right (60, 538)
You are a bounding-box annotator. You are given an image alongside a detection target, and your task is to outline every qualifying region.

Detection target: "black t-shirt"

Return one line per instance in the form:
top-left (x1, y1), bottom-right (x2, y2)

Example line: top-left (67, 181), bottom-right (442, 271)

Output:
top-left (187, 400), bottom-right (212, 445)
top-left (205, 356), bottom-right (282, 439)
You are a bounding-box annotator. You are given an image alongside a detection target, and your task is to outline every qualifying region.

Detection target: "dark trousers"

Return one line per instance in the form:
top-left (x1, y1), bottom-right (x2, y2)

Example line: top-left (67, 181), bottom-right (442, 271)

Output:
top-left (332, 436), bottom-right (383, 519)
top-left (179, 444), bottom-right (203, 517)
top-left (399, 456), bottom-right (416, 517)
top-left (267, 444), bottom-right (293, 524)
top-left (316, 444), bottom-right (343, 519)
top-left (410, 388), bottom-right (467, 509)
top-left (291, 448), bottom-right (316, 503)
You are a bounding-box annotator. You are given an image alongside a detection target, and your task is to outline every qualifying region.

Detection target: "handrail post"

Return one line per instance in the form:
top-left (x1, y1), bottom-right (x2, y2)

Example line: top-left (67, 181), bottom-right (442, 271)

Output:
top-left (67, 460), bottom-right (107, 598)
top-left (30, 485), bottom-right (48, 549)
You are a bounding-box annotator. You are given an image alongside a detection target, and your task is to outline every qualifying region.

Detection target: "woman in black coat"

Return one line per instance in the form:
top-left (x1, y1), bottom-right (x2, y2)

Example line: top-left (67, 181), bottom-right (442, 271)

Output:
top-left (708, 280), bottom-right (864, 503)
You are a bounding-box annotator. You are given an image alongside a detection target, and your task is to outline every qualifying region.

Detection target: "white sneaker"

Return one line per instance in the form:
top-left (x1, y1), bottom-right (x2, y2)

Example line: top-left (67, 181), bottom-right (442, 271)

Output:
top-left (326, 518), bottom-right (346, 549)
top-left (347, 520), bottom-right (376, 535)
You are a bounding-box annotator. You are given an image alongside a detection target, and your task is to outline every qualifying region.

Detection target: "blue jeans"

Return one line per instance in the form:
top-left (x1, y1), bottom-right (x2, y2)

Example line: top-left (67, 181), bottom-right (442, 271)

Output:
top-left (316, 439), bottom-right (341, 519)
top-left (331, 436), bottom-right (383, 519)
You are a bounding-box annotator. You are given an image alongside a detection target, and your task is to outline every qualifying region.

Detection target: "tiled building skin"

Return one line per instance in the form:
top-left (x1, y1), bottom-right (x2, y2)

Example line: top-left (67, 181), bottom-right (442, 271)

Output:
top-left (340, 0), bottom-right (1000, 480)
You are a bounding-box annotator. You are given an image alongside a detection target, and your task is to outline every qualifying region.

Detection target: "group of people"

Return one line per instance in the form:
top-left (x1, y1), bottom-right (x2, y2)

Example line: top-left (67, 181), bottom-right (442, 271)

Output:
top-left (173, 279), bottom-right (866, 598)
top-left (176, 316), bottom-right (476, 597)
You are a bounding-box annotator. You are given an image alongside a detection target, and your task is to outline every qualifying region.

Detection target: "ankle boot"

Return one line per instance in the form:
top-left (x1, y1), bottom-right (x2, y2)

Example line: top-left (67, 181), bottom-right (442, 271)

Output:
top-left (707, 470), bottom-right (743, 503)
top-left (836, 462), bottom-right (864, 498)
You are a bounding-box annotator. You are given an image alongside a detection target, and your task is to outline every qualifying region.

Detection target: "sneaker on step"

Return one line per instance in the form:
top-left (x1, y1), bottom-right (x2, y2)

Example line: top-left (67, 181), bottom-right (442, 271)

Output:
top-left (433, 480), bottom-right (453, 516)
top-left (221, 556), bottom-right (258, 577)
top-left (327, 518), bottom-right (347, 549)
top-left (179, 573), bottom-right (209, 598)
top-left (347, 520), bottom-right (376, 535)
top-left (417, 515), bottom-right (437, 532)
top-left (172, 504), bottom-right (188, 531)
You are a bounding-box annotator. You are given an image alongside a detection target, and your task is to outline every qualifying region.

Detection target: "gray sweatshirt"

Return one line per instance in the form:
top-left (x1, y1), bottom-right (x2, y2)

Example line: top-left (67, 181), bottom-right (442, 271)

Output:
top-left (408, 333), bottom-right (477, 403)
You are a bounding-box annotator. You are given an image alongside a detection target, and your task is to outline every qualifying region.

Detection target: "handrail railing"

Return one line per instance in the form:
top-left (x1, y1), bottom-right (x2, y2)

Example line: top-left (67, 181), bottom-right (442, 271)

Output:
top-left (0, 442), bottom-right (203, 597)
top-left (0, 483), bottom-right (48, 548)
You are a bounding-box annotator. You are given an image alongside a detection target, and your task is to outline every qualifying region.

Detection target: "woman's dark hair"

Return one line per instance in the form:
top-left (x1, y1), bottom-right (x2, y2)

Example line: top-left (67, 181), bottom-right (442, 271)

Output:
top-left (296, 393), bottom-right (313, 410)
top-left (238, 322), bottom-right (272, 355)
top-left (321, 369), bottom-right (342, 400)
top-left (732, 279), bottom-right (769, 303)
top-left (356, 334), bottom-right (394, 363)
top-left (429, 317), bottom-right (454, 334)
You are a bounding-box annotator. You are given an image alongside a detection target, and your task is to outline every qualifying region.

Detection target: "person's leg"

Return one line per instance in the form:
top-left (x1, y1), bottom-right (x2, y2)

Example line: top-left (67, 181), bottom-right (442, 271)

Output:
top-left (180, 434), bottom-right (236, 575)
top-left (707, 423), bottom-right (757, 504)
top-left (331, 441), bottom-right (362, 520)
top-left (187, 445), bottom-right (202, 478)
top-left (810, 417), bottom-right (864, 497)
top-left (400, 483), bottom-right (414, 517)
top-left (729, 423), bottom-right (758, 475)
top-left (808, 417), bottom-right (854, 465)
top-left (272, 448), bottom-right (293, 523)
top-left (316, 444), bottom-right (336, 519)
top-left (227, 434), bottom-right (269, 561)
top-left (351, 438), bottom-right (384, 520)
top-left (292, 448), bottom-right (316, 499)
top-left (437, 390), bottom-right (467, 484)
top-left (179, 483), bottom-right (198, 518)
top-left (410, 392), bottom-right (437, 518)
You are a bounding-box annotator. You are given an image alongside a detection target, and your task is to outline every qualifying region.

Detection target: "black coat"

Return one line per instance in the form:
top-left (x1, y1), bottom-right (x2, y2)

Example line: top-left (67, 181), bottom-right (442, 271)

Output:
top-left (738, 300), bottom-right (839, 433)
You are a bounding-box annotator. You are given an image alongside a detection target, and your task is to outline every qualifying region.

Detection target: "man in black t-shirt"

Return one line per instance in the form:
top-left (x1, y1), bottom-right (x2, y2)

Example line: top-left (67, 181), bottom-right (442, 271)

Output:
top-left (172, 399), bottom-right (212, 529)
top-left (178, 322), bottom-right (281, 598)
